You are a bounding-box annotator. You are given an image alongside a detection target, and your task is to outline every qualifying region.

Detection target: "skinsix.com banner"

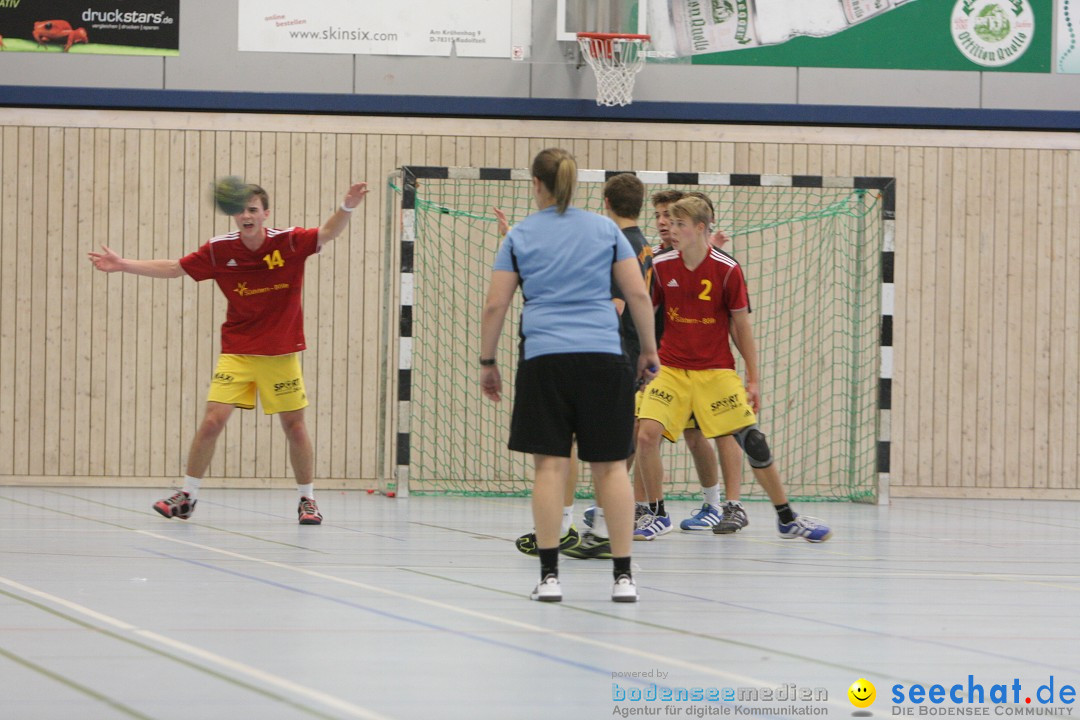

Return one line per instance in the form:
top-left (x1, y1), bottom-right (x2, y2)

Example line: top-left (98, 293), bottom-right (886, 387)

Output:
top-left (237, 0), bottom-right (511, 58)
top-left (649, 0), bottom-right (1050, 72)
top-left (0, 0), bottom-right (178, 55)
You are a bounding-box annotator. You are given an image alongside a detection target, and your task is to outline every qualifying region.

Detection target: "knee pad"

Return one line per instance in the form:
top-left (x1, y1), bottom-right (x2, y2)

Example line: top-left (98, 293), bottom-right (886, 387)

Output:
top-left (733, 425), bottom-right (773, 469)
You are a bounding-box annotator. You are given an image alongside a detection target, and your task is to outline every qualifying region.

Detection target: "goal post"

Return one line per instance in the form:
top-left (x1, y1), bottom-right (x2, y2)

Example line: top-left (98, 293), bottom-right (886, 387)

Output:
top-left (386, 166), bottom-right (895, 503)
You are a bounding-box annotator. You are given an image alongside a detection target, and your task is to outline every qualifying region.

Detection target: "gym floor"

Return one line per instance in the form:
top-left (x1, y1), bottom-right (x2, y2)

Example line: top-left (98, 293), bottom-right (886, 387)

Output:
top-left (1, 487), bottom-right (1076, 719)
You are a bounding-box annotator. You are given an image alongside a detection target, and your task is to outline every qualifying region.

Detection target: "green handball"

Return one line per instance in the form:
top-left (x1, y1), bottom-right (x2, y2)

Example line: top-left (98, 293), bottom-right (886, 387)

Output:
top-left (213, 176), bottom-right (250, 216)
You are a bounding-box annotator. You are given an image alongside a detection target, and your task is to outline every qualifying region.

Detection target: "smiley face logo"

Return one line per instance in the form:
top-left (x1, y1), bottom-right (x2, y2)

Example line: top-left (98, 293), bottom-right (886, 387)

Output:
top-left (848, 678), bottom-right (876, 708)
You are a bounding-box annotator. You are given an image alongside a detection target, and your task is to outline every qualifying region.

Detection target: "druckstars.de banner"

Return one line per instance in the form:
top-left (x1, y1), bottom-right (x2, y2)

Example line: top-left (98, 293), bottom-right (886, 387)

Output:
top-left (0, 0), bottom-right (178, 55)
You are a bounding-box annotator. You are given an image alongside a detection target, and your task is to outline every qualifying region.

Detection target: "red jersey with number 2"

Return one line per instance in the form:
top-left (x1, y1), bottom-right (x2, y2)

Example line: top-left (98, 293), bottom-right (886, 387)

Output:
top-left (650, 248), bottom-right (749, 370)
top-left (180, 227), bottom-right (320, 356)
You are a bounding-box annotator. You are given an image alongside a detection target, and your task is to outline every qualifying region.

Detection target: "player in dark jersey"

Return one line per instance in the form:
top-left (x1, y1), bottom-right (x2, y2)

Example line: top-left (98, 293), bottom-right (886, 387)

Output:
top-left (88, 181), bottom-right (368, 525)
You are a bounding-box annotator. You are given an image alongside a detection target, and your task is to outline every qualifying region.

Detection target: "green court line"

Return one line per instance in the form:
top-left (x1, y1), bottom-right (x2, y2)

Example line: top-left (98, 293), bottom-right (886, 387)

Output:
top-left (40, 490), bottom-right (330, 554)
top-left (0, 587), bottom-right (344, 720)
top-left (3, 491), bottom-right (912, 689)
top-left (406, 520), bottom-right (516, 544)
top-left (0, 643), bottom-right (156, 720)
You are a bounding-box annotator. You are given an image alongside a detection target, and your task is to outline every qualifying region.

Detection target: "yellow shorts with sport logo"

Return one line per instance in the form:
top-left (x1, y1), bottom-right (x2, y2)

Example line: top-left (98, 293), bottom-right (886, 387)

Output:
top-left (637, 367), bottom-right (756, 442)
top-left (207, 353), bottom-right (308, 415)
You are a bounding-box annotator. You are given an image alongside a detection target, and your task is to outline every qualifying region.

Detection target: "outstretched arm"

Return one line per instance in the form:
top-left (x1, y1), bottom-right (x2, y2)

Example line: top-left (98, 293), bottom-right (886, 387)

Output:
top-left (318, 182), bottom-right (369, 246)
top-left (87, 245), bottom-right (185, 278)
top-left (710, 228), bottom-right (731, 249)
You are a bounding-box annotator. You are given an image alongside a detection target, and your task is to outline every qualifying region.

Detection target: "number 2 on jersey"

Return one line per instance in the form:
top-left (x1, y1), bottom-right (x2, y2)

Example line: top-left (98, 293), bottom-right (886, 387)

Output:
top-left (263, 249), bottom-right (284, 269)
top-left (698, 279), bottom-right (713, 301)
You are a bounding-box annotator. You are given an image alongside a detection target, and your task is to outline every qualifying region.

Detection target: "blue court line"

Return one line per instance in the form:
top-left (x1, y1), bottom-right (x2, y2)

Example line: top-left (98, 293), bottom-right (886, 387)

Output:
top-left (641, 585), bottom-right (1079, 677)
top-left (139, 547), bottom-right (793, 720)
top-left (139, 547), bottom-right (647, 683)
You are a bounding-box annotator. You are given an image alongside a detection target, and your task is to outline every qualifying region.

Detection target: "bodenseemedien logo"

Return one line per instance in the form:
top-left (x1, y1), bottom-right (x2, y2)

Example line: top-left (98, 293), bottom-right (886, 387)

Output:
top-left (951, 0), bottom-right (1035, 67)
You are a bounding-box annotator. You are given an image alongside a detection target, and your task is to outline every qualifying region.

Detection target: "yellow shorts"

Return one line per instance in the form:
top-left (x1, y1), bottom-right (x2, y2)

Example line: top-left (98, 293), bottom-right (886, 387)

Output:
top-left (636, 389), bottom-right (698, 432)
top-left (207, 353), bottom-right (308, 415)
top-left (637, 367), bottom-right (756, 442)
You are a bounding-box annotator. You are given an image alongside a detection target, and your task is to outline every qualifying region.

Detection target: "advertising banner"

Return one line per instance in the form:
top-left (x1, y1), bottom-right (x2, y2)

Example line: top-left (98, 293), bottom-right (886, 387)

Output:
top-left (0, 0), bottom-right (178, 55)
top-left (648, 0), bottom-right (1050, 72)
top-left (1058, 0), bottom-right (1079, 72)
top-left (237, 0), bottom-right (512, 58)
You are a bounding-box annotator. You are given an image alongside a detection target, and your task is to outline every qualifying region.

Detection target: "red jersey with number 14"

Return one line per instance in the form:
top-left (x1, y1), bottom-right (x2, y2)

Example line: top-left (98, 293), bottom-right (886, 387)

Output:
top-left (650, 247), bottom-right (749, 370)
top-left (180, 227), bottom-right (320, 356)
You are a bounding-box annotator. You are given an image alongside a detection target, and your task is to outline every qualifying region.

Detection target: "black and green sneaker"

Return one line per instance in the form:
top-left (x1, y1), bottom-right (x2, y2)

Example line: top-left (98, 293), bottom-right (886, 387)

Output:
top-left (515, 525), bottom-right (580, 556)
top-left (560, 531), bottom-right (613, 559)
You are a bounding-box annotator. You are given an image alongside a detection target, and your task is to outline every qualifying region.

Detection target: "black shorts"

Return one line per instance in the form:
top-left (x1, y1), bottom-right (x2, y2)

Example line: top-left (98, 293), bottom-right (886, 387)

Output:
top-left (509, 352), bottom-right (635, 462)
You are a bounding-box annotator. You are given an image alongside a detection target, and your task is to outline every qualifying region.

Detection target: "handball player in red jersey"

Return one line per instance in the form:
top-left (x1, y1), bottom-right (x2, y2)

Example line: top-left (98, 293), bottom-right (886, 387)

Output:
top-left (89, 181), bottom-right (368, 525)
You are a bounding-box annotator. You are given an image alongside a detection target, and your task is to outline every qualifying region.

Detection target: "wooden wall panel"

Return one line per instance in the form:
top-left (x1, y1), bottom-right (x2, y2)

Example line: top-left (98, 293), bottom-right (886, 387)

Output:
top-left (0, 128), bottom-right (13, 476)
top-left (0, 109), bottom-right (1078, 498)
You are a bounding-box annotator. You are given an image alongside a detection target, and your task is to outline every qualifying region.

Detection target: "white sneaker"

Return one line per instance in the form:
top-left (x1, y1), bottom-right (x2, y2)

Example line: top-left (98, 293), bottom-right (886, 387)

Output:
top-left (530, 574), bottom-right (563, 602)
top-left (611, 574), bottom-right (638, 603)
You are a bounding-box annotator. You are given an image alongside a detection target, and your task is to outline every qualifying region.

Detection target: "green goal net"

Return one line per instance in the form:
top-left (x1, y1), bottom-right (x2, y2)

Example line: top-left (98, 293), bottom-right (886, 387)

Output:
top-left (390, 169), bottom-right (883, 502)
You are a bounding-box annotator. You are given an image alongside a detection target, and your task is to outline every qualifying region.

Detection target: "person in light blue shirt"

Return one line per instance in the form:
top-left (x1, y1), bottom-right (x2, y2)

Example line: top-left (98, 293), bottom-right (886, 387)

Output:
top-left (493, 202), bottom-right (627, 359)
top-left (480, 148), bottom-right (659, 604)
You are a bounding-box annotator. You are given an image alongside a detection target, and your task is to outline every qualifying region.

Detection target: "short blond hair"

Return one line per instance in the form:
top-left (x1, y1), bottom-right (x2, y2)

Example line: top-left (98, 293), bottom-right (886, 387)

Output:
top-left (670, 196), bottom-right (712, 229)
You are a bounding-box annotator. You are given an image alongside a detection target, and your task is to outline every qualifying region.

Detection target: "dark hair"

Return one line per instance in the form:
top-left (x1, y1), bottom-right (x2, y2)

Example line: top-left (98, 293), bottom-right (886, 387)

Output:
top-left (650, 189), bottom-right (685, 208)
top-left (246, 184), bottom-right (270, 210)
top-left (604, 173), bottom-right (645, 220)
top-left (531, 148), bottom-right (577, 214)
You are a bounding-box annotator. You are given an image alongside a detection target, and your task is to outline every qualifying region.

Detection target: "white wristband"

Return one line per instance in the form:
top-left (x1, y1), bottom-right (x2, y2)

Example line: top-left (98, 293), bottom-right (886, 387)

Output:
top-left (340, 203), bottom-right (354, 213)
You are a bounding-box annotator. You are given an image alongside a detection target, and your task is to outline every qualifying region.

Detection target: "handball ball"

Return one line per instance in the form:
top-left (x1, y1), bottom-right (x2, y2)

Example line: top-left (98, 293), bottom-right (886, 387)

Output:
top-left (213, 176), bottom-right (250, 215)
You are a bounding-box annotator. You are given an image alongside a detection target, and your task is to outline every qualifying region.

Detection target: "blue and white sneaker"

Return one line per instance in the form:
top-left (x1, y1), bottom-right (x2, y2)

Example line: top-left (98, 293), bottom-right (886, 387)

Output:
top-left (634, 513), bottom-right (672, 541)
top-left (583, 505), bottom-right (596, 528)
top-left (777, 514), bottom-right (832, 543)
top-left (680, 503), bottom-right (722, 531)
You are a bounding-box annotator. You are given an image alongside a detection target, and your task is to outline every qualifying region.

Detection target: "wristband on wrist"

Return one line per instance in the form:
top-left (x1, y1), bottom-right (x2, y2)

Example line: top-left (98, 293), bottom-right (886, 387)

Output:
top-left (340, 203), bottom-right (354, 213)
top-left (479, 358), bottom-right (496, 366)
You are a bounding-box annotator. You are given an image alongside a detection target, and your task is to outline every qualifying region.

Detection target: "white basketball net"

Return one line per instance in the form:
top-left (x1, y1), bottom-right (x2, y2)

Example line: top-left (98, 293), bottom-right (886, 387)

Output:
top-left (578, 34), bottom-right (650, 107)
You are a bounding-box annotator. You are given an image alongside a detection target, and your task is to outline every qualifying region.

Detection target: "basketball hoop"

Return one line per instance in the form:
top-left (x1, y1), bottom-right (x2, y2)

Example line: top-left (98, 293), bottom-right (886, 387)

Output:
top-left (577, 32), bottom-right (651, 107)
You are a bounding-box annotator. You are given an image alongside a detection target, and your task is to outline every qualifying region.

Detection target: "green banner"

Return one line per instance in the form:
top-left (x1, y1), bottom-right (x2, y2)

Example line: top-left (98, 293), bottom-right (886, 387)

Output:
top-left (666, 0), bottom-right (1051, 72)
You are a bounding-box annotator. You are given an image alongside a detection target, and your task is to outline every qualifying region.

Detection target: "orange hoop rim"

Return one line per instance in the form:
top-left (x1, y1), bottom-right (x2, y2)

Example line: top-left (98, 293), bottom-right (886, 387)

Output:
top-left (577, 32), bottom-right (651, 61)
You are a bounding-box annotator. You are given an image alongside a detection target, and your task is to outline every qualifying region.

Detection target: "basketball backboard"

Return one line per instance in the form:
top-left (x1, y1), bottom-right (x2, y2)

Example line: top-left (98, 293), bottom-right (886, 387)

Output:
top-left (555, 0), bottom-right (649, 42)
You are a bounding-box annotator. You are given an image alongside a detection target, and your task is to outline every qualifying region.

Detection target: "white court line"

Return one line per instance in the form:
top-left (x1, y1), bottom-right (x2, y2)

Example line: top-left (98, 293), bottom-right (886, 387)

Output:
top-left (0, 575), bottom-right (395, 720)
top-left (117, 525), bottom-right (865, 715)
top-left (3, 492), bottom-right (882, 715)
